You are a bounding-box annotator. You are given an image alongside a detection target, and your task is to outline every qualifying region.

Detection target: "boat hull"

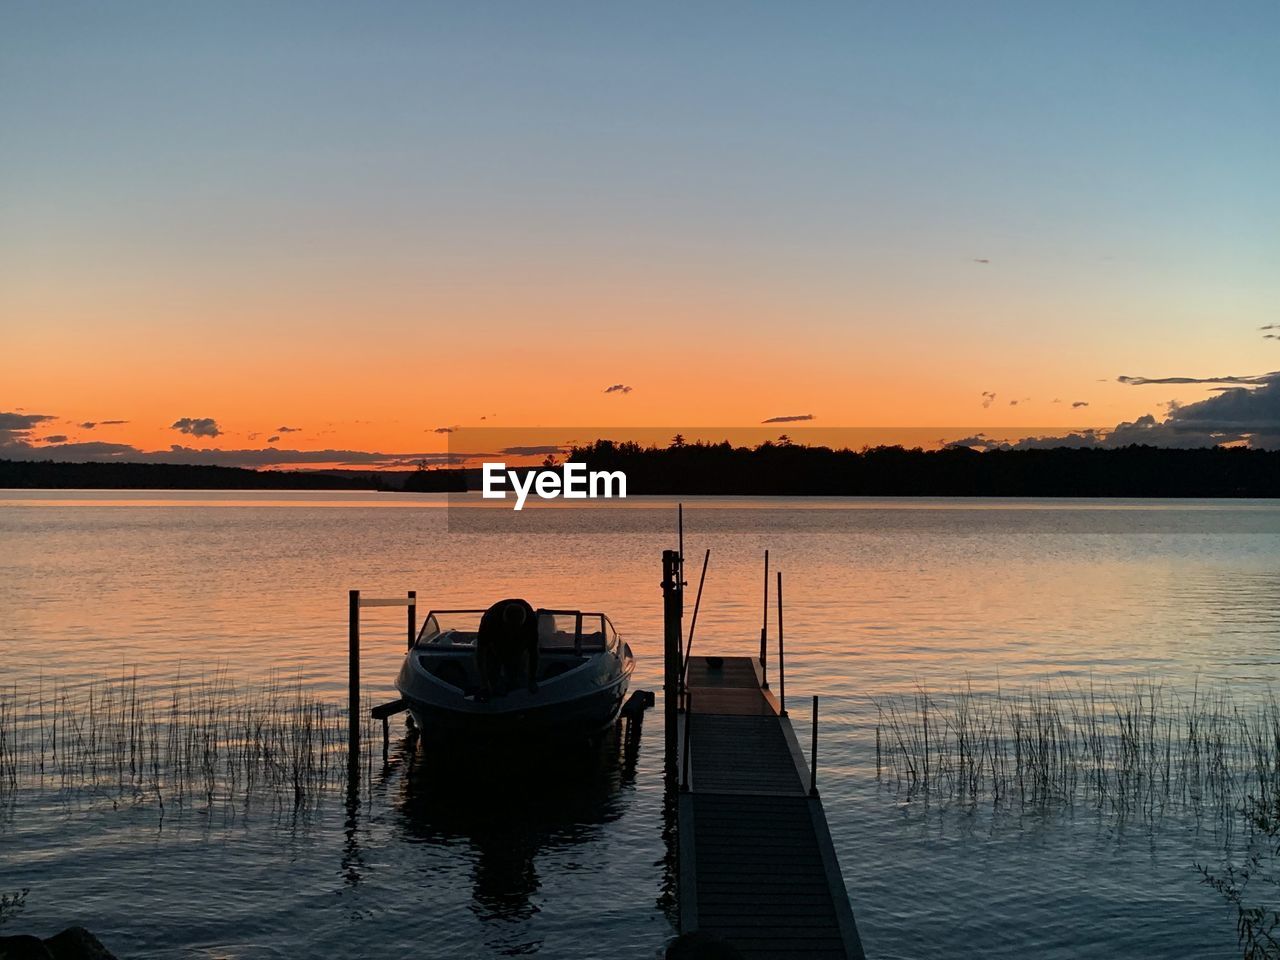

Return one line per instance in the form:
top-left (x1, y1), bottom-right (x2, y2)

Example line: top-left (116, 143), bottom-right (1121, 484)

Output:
top-left (404, 675), bottom-right (630, 743)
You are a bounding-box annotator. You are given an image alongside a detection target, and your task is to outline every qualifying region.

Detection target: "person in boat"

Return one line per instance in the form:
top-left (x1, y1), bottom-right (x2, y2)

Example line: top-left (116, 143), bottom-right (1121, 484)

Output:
top-left (476, 598), bottom-right (539, 697)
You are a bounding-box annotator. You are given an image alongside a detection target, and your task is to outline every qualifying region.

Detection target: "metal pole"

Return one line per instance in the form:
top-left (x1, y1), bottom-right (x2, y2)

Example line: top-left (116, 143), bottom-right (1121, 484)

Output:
top-left (662, 550), bottom-right (683, 775)
top-left (777, 571), bottom-right (786, 717)
top-left (407, 590), bottom-right (416, 650)
top-left (760, 549), bottom-right (770, 688)
top-left (810, 695), bottom-right (819, 797)
top-left (680, 548), bottom-right (710, 692)
top-left (348, 589), bottom-right (360, 762)
top-left (681, 692), bottom-right (692, 792)
top-left (678, 504), bottom-right (685, 608)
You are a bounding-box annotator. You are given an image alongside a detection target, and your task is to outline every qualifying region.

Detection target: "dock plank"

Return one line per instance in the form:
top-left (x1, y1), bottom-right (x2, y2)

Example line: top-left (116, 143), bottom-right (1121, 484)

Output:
top-left (678, 655), bottom-right (866, 959)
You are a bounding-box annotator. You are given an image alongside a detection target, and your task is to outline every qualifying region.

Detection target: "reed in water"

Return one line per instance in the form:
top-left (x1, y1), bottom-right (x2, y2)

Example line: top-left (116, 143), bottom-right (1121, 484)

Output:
top-left (0, 670), bottom-right (361, 815)
top-left (874, 679), bottom-right (1278, 829)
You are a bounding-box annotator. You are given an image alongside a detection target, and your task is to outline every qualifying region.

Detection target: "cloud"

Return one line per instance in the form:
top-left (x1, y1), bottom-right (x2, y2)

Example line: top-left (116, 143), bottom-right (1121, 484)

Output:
top-left (1261, 325), bottom-right (1279, 331)
top-left (0, 412), bottom-right (56, 432)
top-left (996, 372), bottom-right (1280, 450)
top-left (40, 434), bottom-right (69, 443)
top-left (276, 425), bottom-right (301, 433)
top-left (1072, 401), bottom-right (1089, 408)
top-left (761, 414), bottom-right (815, 424)
top-left (981, 391), bottom-right (996, 408)
top-left (1163, 374), bottom-right (1280, 433)
top-left (1117, 373), bottom-right (1276, 387)
top-left (498, 445), bottom-right (566, 456)
top-left (0, 411), bottom-right (58, 447)
top-left (77, 420), bottom-right (128, 429)
top-left (604, 384), bottom-right (633, 394)
top-left (945, 434), bottom-right (995, 450)
top-left (432, 426), bottom-right (456, 434)
top-left (171, 417), bottom-right (222, 438)
top-left (973, 258), bottom-right (990, 264)
top-left (267, 436), bottom-right (280, 443)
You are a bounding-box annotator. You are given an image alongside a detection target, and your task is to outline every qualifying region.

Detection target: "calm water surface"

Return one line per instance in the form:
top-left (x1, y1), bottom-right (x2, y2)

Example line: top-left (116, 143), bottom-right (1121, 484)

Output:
top-left (3, 491), bottom-right (1279, 958)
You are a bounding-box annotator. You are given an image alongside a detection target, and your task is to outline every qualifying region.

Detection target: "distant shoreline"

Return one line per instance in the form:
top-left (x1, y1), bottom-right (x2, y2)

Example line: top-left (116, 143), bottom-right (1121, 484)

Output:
top-left (5, 443), bottom-right (1280, 498)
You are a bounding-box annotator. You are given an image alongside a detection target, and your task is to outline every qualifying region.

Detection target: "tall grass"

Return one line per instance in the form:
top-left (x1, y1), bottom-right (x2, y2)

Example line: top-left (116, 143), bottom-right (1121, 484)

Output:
top-left (874, 679), bottom-right (1278, 829)
top-left (0, 670), bottom-right (354, 816)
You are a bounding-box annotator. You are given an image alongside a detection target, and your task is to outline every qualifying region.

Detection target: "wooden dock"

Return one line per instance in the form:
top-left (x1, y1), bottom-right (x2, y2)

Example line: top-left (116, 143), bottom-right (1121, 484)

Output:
top-left (676, 655), bottom-right (866, 960)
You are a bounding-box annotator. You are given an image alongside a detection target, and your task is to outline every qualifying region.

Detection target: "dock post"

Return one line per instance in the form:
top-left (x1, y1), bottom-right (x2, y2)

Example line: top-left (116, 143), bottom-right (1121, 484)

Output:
top-left (662, 549), bottom-right (683, 775)
top-left (348, 589), bottom-right (360, 765)
top-left (810, 695), bottom-right (819, 797)
top-left (777, 571), bottom-right (786, 717)
top-left (407, 590), bottom-right (416, 650)
top-left (760, 549), bottom-right (769, 688)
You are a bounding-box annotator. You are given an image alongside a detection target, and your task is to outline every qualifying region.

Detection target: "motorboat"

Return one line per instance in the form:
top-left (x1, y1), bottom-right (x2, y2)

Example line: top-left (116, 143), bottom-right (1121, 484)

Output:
top-left (397, 604), bottom-right (635, 741)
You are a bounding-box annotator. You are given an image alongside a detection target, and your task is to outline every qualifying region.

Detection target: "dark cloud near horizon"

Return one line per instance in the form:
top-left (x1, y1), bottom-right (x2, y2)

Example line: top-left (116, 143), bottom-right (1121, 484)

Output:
top-left (276, 426), bottom-right (301, 433)
top-left (498, 445), bottom-right (566, 456)
top-left (1118, 373), bottom-right (1276, 387)
top-left (40, 435), bottom-right (69, 443)
top-left (761, 414), bottom-right (815, 424)
top-left (78, 420), bottom-right (128, 429)
top-left (1072, 401), bottom-right (1089, 408)
top-left (604, 384), bottom-right (633, 394)
top-left (981, 391), bottom-right (996, 408)
top-left (995, 372), bottom-right (1280, 450)
top-left (945, 434), bottom-right (990, 449)
top-left (0, 411), bottom-right (58, 447)
top-left (171, 417), bottom-right (222, 438)
top-left (433, 426), bottom-right (456, 434)
top-left (268, 435), bottom-right (280, 443)
top-left (0, 412), bottom-right (56, 431)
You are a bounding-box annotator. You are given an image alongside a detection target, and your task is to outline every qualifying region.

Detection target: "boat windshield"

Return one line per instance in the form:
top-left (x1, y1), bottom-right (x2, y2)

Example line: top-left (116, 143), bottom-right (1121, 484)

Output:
top-left (537, 610), bottom-right (618, 655)
top-left (417, 610), bottom-right (485, 647)
top-left (418, 608), bottom-right (619, 655)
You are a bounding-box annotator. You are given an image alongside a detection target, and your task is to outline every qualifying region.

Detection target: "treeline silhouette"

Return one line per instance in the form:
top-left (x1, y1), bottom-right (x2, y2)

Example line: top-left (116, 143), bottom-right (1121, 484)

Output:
top-left (564, 439), bottom-right (1280, 497)
top-left (7, 442), bottom-right (1278, 496)
top-left (0, 459), bottom-right (380, 490)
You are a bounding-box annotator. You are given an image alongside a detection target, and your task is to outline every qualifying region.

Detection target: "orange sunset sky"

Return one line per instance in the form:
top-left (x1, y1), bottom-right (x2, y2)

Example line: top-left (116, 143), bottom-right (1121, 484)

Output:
top-left (3, 4), bottom-right (1277, 468)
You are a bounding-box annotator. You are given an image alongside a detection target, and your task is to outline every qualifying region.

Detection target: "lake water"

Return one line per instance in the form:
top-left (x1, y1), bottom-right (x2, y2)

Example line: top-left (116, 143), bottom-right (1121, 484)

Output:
top-left (3, 491), bottom-right (1280, 958)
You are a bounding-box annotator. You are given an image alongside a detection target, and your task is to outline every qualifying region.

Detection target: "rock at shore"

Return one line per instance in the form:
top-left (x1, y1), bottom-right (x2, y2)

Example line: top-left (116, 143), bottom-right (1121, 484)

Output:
top-left (0, 927), bottom-right (117, 960)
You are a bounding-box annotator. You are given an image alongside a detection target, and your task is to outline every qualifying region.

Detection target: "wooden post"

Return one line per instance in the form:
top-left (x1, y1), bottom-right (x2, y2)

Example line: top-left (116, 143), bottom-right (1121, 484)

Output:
top-left (810, 695), bottom-right (819, 797)
top-left (760, 549), bottom-right (770, 688)
top-left (777, 571), bottom-right (786, 717)
top-left (407, 590), bottom-right (416, 650)
top-left (662, 549), bottom-right (683, 775)
top-left (348, 589), bottom-right (360, 763)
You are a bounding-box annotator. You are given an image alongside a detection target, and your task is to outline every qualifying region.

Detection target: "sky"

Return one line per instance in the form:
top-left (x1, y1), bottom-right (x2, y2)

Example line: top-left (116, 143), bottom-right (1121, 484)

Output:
top-left (2, 2), bottom-right (1278, 467)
